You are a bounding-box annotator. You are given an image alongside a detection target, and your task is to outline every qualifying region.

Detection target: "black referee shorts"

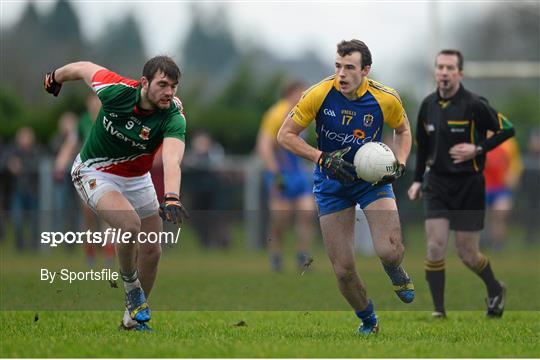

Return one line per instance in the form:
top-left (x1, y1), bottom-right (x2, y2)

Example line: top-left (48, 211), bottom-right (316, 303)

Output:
top-left (422, 171), bottom-right (485, 231)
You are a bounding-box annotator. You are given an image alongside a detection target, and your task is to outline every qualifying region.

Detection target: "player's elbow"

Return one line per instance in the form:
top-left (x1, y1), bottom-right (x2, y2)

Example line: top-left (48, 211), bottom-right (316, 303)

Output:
top-left (276, 127), bottom-right (288, 149)
top-left (395, 124), bottom-right (411, 138)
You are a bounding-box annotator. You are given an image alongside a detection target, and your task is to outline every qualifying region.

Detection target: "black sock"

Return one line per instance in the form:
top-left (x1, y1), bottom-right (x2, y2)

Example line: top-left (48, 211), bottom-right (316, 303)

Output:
top-left (425, 260), bottom-right (445, 313)
top-left (473, 254), bottom-right (502, 298)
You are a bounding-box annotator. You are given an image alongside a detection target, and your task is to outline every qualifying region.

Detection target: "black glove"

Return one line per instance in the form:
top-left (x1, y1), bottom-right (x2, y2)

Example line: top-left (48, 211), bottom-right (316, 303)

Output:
top-left (373, 162), bottom-right (406, 186)
top-left (44, 70), bottom-right (62, 97)
top-left (318, 147), bottom-right (356, 184)
top-left (159, 193), bottom-right (189, 224)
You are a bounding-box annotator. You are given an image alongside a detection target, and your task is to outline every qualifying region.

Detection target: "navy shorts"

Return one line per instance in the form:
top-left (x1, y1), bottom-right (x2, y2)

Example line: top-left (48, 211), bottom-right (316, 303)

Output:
top-left (313, 171), bottom-right (395, 217)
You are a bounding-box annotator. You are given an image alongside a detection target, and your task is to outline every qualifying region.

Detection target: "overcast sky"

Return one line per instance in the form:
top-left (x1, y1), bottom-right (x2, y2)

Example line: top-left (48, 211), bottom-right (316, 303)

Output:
top-left (1, 1), bottom-right (502, 87)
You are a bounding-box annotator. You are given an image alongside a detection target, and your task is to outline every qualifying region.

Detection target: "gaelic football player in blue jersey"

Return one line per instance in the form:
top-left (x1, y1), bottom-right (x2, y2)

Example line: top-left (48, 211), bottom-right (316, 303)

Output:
top-left (44, 56), bottom-right (189, 331)
top-left (278, 40), bottom-right (414, 334)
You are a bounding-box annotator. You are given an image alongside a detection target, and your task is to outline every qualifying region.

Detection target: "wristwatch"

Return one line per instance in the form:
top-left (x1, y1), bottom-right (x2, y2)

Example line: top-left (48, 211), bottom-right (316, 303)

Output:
top-left (475, 145), bottom-right (484, 155)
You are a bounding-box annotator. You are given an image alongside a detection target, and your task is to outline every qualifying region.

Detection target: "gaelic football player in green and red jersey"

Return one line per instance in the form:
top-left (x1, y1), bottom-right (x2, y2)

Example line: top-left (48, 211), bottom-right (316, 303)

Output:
top-left (44, 56), bottom-right (189, 331)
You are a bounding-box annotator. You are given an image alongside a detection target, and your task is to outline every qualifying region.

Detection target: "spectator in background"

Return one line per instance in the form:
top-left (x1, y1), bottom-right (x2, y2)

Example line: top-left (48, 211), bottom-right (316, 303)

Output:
top-left (6, 127), bottom-right (41, 251)
top-left (483, 137), bottom-right (523, 251)
top-left (183, 130), bottom-right (228, 248)
top-left (256, 80), bottom-right (316, 271)
top-left (521, 130), bottom-right (540, 246)
top-left (50, 112), bottom-right (79, 234)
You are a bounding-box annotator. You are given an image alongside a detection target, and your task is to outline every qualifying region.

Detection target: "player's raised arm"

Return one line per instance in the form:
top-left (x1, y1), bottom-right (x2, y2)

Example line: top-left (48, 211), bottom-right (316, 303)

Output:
top-left (44, 61), bottom-right (105, 96)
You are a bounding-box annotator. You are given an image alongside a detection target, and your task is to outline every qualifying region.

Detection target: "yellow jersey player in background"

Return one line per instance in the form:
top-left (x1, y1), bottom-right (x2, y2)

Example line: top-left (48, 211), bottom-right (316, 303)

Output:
top-left (256, 80), bottom-right (316, 272)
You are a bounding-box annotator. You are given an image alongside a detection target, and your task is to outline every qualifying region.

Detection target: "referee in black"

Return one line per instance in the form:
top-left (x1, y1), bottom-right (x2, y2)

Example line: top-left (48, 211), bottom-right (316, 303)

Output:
top-left (408, 49), bottom-right (515, 318)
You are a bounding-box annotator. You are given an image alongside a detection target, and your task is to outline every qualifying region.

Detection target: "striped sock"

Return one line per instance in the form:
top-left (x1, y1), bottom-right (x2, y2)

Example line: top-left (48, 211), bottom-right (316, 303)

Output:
top-left (120, 268), bottom-right (138, 283)
top-left (473, 254), bottom-right (502, 297)
top-left (425, 259), bottom-right (445, 313)
top-left (120, 269), bottom-right (140, 292)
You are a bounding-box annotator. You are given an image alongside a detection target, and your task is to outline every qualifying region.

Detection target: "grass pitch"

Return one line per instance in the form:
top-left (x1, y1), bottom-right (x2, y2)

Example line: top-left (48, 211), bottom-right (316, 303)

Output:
top-left (1, 311), bottom-right (539, 357)
top-left (1, 224), bottom-right (539, 357)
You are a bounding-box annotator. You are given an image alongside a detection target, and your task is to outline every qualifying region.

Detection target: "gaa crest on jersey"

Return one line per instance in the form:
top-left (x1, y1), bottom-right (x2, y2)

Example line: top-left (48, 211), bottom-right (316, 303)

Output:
top-left (139, 125), bottom-right (151, 140)
top-left (89, 179), bottom-right (97, 190)
top-left (363, 114), bottom-right (374, 127)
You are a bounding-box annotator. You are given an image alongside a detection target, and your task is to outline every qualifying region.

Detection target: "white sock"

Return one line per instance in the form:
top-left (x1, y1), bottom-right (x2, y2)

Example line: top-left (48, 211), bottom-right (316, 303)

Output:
top-left (123, 278), bottom-right (141, 292)
top-left (123, 308), bottom-right (138, 327)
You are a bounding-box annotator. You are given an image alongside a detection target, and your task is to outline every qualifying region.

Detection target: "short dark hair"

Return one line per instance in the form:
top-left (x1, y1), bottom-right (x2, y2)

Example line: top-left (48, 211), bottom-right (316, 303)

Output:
top-left (437, 49), bottom-right (464, 70)
top-left (143, 55), bottom-right (181, 83)
top-left (337, 39), bottom-right (372, 69)
top-left (281, 79), bottom-right (305, 98)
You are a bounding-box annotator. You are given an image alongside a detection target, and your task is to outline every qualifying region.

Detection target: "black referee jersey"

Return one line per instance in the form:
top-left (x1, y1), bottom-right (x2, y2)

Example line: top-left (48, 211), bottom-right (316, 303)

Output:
top-left (414, 84), bottom-right (515, 182)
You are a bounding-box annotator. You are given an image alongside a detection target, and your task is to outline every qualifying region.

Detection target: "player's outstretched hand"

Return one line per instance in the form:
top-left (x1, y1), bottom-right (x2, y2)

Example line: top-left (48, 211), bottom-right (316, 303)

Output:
top-left (44, 70), bottom-right (62, 97)
top-left (373, 161), bottom-right (405, 186)
top-left (159, 193), bottom-right (189, 225)
top-left (318, 147), bottom-right (356, 184)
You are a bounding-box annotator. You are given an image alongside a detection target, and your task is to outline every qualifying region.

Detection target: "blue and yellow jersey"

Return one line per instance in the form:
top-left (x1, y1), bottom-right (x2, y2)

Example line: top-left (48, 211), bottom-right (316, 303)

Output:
top-left (260, 99), bottom-right (304, 173)
top-left (290, 75), bottom-right (405, 171)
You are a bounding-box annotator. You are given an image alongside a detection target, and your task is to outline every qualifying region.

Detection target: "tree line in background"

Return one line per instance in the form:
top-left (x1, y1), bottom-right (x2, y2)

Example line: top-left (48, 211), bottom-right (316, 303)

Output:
top-left (1, 0), bottom-right (538, 153)
top-left (458, 3), bottom-right (540, 145)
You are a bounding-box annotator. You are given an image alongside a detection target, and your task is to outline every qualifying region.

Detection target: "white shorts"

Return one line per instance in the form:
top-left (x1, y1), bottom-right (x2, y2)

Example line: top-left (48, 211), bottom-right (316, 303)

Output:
top-left (71, 154), bottom-right (159, 219)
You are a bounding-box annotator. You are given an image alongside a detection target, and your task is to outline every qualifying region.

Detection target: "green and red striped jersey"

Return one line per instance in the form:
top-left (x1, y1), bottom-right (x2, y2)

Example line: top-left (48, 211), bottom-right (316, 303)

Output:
top-left (80, 69), bottom-right (186, 177)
